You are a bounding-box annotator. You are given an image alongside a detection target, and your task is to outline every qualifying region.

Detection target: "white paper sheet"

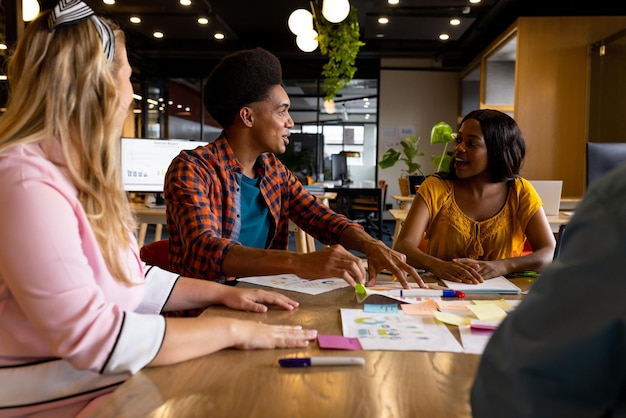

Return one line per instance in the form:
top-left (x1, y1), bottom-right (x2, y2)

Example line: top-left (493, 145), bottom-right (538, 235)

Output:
top-left (237, 274), bottom-right (349, 295)
top-left (340, 308), bottom-right (464, 352)
top-left (441, 275), bottom-right (521, 294)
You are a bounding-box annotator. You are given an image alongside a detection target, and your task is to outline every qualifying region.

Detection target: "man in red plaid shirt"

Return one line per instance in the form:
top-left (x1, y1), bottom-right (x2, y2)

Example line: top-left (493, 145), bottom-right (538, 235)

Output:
top-left (164, 48), bottom-right (422, 289)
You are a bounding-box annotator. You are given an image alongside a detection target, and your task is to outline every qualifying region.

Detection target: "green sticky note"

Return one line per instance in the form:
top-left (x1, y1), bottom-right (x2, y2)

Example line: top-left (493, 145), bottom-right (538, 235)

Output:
top-left (355, 283), bottom-right (367, 296)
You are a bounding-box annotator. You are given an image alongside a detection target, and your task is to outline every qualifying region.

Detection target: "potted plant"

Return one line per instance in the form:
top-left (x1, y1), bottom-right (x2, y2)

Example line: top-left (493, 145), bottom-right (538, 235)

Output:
top-left (378, 121), bottom-right (456, 196)
top-left (430, 121), bottom-right (456, 172)
top-left (377, 135), bottom-right (425, 196)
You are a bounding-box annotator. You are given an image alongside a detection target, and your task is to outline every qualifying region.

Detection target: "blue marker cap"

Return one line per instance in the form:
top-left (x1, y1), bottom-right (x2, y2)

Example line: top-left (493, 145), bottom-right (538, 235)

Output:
top-left (442, 289), bottom-right (457, 297)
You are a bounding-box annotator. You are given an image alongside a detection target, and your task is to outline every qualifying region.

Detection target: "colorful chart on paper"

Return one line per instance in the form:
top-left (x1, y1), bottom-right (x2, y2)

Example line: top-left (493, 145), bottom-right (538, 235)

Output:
top-left (340, 308), bottom-right (463, 352)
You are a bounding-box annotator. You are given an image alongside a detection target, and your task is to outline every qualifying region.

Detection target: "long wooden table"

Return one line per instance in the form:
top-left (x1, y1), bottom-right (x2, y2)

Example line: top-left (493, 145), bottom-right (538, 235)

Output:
top-left (90, 278), bottom-right (531, 418)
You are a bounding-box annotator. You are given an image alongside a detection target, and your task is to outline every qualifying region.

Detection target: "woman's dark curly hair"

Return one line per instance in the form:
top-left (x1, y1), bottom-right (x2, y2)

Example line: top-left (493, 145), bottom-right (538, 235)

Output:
top-left (203, 47), bottom-right (283, 128)
top-left (445, 109), bottom-right (526, 182)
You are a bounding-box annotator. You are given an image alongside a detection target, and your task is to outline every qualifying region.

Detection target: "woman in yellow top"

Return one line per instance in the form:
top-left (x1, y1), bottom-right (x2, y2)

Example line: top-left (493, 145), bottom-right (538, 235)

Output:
top-left (395, 109), bottom-right (556, 284)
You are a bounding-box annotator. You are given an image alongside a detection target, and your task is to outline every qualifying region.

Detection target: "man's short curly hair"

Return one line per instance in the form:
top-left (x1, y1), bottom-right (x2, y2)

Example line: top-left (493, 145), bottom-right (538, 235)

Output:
top-left (203, 47), bottom-right (283, 128)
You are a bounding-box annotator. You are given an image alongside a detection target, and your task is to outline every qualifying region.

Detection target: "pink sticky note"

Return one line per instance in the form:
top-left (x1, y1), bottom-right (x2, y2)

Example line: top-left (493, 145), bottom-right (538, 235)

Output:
top-left (401, 299), bottom-right (438, 316)
top-left (317, 334), bottom-right (363, 350)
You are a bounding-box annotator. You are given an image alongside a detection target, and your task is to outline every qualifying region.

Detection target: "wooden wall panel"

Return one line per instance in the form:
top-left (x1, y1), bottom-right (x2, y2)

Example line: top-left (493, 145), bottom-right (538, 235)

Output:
top-left (515, 16), bottom-right (626, 197)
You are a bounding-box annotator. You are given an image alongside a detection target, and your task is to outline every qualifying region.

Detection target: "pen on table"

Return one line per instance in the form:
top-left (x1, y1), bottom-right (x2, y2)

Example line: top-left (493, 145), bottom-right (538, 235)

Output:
top-left (398, 288), bottom-right (465, 298)
top-left (278, 357), bottom-right (366, 368)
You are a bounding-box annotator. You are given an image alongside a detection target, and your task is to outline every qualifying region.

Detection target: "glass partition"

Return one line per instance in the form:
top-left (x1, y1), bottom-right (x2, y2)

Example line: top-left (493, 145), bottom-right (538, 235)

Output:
top-left (484, 32), bottom-right (517, 113)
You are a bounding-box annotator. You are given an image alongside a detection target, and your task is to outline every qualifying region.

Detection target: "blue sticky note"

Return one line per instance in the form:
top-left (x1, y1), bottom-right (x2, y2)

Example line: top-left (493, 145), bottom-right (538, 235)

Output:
top-left (364, 303), bottom-right (398, 313)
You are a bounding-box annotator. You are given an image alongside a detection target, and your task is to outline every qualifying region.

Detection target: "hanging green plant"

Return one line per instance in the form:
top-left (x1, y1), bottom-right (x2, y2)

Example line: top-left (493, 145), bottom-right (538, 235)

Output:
top-left (314, 5), bottom-right (365, 101)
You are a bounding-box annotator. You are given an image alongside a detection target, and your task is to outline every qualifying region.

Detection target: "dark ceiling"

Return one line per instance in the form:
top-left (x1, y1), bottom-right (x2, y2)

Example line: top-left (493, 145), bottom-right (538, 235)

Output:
top-left (84, 0), bottom-right (626, 80)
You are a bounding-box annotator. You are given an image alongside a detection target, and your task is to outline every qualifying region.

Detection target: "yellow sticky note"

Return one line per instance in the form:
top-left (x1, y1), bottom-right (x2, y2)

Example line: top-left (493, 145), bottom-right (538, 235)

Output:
top-left (467, 304), bottom-right (507, 321)
top-left (472, 299), bottom-right (512, 310)
top-left (434, 311), bottom-right (471, 326)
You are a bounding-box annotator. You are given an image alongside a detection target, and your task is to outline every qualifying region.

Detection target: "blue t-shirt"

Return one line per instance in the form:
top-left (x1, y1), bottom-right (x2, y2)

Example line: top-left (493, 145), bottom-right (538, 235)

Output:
top-left (239, 174), bottom-right (270, 248)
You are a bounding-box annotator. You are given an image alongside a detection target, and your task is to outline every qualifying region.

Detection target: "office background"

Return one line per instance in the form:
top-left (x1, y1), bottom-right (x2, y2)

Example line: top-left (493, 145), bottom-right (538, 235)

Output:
top-left (2, 1), bottom-right (626, 199)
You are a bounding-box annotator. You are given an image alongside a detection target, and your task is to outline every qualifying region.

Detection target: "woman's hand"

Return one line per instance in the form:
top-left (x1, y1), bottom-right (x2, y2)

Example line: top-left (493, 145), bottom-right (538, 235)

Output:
top-left (431, 259), bottom-right (485, 284)
top-left (219, 287), bottom-right (301, 313)
top-left (453, 258), bottom-right (507, 280)
top-left (232, 321), bottom-right (318, 350)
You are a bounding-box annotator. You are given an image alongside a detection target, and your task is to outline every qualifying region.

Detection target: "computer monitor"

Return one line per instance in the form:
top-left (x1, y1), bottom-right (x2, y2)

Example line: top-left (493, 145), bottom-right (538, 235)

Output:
top-left (120, 137), bottom-right (208, 193)
top-left (586, 142), bottom-right (626, 187)
top-left (331, 153), bottom-right (349, 185)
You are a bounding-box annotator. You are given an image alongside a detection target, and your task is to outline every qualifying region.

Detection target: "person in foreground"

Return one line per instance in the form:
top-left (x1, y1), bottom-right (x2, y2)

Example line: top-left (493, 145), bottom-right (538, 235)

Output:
top-left (394, 109), bottom-right (555, 284)
top-left (164, 47), bottom-right (422, 289)
top-left (0, 2), bottom-right (316, 416)
top-left (471, 162), bottom-right (626, 417)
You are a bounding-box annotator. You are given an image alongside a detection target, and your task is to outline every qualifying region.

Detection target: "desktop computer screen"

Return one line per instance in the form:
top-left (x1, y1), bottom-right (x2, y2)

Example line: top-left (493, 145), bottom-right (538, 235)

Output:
top-left (331, 153), bottom-right (348, 182)
top-left (120, 137), bottom-right (208, 193)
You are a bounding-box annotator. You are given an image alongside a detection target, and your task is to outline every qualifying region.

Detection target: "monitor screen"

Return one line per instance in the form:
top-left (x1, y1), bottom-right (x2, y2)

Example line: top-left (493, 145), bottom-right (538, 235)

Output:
top-left (120, 138), bottom-right (208, 192)
top-left (586, 142), bottom-right (626, 187)
top-left (331, 153), bottom-right (348, 182)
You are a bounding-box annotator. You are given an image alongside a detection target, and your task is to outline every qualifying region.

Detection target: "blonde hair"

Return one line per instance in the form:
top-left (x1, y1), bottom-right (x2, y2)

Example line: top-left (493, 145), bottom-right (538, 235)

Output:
top-left (0, 12), bottom-right (137, 285)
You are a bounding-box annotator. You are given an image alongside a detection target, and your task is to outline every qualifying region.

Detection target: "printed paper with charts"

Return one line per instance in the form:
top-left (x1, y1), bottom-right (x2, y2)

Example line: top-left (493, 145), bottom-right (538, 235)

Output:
top-left (340, 308), bottom-right (464, 352)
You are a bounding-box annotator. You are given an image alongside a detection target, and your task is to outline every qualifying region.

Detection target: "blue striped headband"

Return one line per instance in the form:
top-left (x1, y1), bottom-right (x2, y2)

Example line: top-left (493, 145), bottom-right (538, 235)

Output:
top-left (48, 0), bottom-right (115, 62)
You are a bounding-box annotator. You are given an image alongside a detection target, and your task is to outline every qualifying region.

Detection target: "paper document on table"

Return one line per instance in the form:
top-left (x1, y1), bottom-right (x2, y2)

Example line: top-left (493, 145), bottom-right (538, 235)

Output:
top-left (355, 283), bottom-right (442, 305)
top-left (441, 275), bottom-right (521, 294)
top-left (237, 274), bottom-right (349, 295)
top-left (340, 308), bottom-right (463, 352)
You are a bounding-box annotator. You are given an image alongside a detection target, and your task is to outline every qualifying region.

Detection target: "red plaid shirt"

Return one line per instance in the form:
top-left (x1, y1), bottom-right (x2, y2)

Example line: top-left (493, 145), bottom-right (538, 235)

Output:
top-left (164, 135), bottom-right (358, 280)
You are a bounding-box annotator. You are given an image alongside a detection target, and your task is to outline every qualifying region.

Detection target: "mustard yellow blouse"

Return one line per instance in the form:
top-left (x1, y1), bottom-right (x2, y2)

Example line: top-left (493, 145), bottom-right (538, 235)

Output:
top-left (416, 176), bottom-right (542, 261)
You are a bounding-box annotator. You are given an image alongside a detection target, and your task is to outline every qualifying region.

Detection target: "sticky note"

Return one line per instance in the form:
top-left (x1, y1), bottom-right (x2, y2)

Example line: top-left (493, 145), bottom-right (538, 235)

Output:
top-left (434, 311), bottom-right (471, 326)
top-left (317, 334), bottom-right (363, 350)
top-left (467, 304), bottom-right (507, 321)
top-left (472, 299), bottom-right (512, 310)
top-left (401, 299), bottom-right (438, 316)
top-left (436, 300), bottom-right (471, 311)
top-left (364, 303), bottom-right (398, 313)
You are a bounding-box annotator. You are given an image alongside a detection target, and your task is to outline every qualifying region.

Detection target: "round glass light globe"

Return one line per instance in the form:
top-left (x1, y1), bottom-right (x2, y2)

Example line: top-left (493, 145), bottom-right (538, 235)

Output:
top-left (322, 0), bottom-right (350, 24)
top-left (288, 9), bottom-right (314, 35)
top-left (296, 30), bottom-right (319, 52)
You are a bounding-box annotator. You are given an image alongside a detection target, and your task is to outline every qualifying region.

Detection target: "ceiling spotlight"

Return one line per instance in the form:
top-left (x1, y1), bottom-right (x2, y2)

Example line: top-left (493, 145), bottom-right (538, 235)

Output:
top-left (103, 0), bottom-right (114, 4)
top-left (129, 16), bottom-right (141, 24)
top-left (439, 33), bottom-right (450, 41)
top-left (469, 0), bottom-right (481, 3)
top-left (153, 31), bottom-right (164, 39)
top-left (449, 18), bottom-right (461, 26)
top-left (378, 17), bottom-right (389, 25)
top-left (179, 0), bottom-right (191, 5)
top-left (214, 33), bottom-right (225, 40)
top-left (322, 0), bottom-right (351, 24)
top-left (388, 0), bottom-right (399, 4)
top-left (198, 17), bottom-right (209, 25)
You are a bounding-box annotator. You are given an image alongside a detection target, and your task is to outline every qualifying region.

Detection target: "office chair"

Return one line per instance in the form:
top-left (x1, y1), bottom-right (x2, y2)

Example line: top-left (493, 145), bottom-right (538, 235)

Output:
top-left (553, 223), bottom-right (567, 260)
top-left (349, 180), bottom-right (390, 239)
top-left (140, 239), bottom-right (171, 271)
